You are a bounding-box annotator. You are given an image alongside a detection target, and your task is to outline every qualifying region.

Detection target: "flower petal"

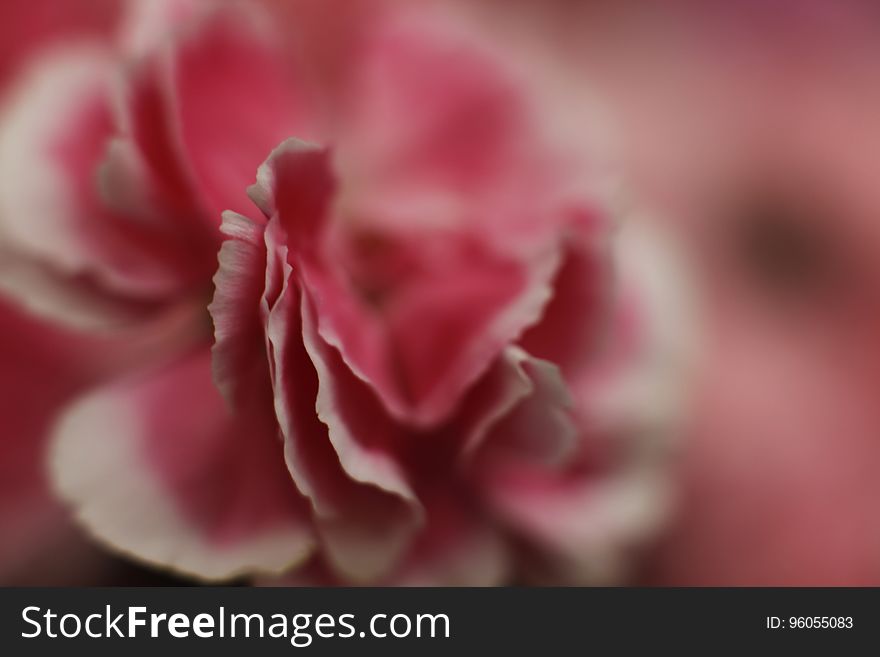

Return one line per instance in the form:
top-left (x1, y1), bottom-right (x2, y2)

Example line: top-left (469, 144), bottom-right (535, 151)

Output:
top-left (480, 461), bottom-right (673, 585)
top-left (475, 350), bottom-right (580, 470)
top-left (265, 243), bottom-right (421, 582)
top-left (257, 138), bottom-right (562, 427)
top-left (519, 229), bottom-right (612, 387)
top-left (388, 491), bottom-right (511, 587)
top-left (208, 211), bottom-right (270, 409)
top-left (0, 0), bottom-right (119, 89)
top-left (299, 290), bottom-right (415, 504)
top-left (476, 221), bottom-right (693, 584)
top-left (0, 47), bottom-right (215, 326)
top-left (170, 4), bottom-right (313, 221)
top-left (51, 347), bottom-right (314, 581)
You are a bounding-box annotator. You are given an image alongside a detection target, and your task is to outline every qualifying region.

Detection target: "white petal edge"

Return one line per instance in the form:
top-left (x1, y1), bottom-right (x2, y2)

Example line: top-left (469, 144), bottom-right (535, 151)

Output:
top-left (49, 383), bottom-right (314, 582)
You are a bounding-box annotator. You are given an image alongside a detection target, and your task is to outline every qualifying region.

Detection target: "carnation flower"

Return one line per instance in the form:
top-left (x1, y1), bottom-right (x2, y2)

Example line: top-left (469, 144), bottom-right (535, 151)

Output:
top-left (0, 0), bottom-right (691, 584)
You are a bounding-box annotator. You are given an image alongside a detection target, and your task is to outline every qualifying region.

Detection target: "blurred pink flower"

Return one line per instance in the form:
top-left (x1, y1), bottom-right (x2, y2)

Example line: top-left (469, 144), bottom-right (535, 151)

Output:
top-left (0, 0), bottom-right (690, 584)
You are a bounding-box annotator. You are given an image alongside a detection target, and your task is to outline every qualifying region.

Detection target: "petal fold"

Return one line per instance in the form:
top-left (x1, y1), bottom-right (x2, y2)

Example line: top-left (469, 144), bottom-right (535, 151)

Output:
top-left (51, 347), bottom-right (314, 581)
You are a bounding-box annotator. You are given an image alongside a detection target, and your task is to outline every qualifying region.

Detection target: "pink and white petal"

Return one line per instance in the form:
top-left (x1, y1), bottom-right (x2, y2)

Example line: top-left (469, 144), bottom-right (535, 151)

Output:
top-left (208, 211), bottom-right (270, 409)
top-left (0, 48), bottom-right (113, 273)
top-left (482, 464), bottom-right (674, 585)
top-left (284, 211), bottom-right (562, 430)
top-left (261, 219), bottom-right (286, 310)
top-left (253, 137), bottom-right (560, 428)
top-left (266, 262), bottom-right (421, 582)
top-left (321, 229), bottom-right (561, 428)
top-left (120, 55), bottom-right (206, 224)
top-left (95, 133), bottom-right (219, 285)
top-left (478, 221), bottom-right (694, 584)
top-left (119, 0), bottom-right (205, 59)
top-left (334, 8), bottom-right (592, 251)
top-left (452, 348), bottom-right (535, 459)
top-left (388, 492), bottom-right (511, 587)
top-left (170, 4), bottom-right (314, 221)
top-left (0, 48), bottom-right (201, 316)
top-left (519, 229), bottom-right (612, 387)
top-left (0, 247), bottom-right (161, 332)
top-left (576, 218), bottom-right (697, 448)
top-left (259, 217), bottom-right (288, 398)
top-left (474, 350), bottom-right (580, 470)
top-left (253, 141), bottom-right (395, 420)
top-left (300, 289), bottom-right (416, 503)
top-left (267, 498), bottom-right (511, 587)
top-left (51, 347), bottom-right (314, 581)
top-left (106, 61), bottom-right (225, 289)
top-left (316, 498), bottom-right (420, 583)
top-left (292, 12), bottom-right (586, 426)
top-left (251, 139), bottom-right (335, 245)
top-left (389, 349), bottom-right (538, 482)
top-left (272, 281), bottom-right (420, 582)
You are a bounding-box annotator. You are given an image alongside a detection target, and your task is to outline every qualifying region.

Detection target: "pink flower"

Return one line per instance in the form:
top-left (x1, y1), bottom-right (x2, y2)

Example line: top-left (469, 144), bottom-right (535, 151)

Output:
top-left (1, 0), bottom-right (690, 584)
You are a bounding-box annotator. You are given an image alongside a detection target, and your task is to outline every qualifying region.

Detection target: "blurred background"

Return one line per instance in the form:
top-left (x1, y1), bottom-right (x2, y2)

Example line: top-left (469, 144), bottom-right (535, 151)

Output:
top-left (2, 0), bottom-right (880, 586)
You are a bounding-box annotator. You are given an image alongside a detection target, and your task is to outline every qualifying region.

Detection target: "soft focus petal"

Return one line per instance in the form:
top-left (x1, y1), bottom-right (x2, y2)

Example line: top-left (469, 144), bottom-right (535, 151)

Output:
top-left (119, 0), bottom-right (204, 59)
top-left (0, 0), bottom-right (119, 91)
top-left (51, 347), bottom-right (314, 581)
top-left (0, 47), bottom-right (214, 327)
top-left (209, 211), bottom-right (270, 409)
top-left (0, 247), bottom-right (156, 331)
top-left (210, 204), bottom-right (424, 581)
top-left (299, 290), bottom-right (415, 504)
top-left (476, 350), bottom-right (579, 470)
top-left (265, 497), bottom-right (512, 587)
top-left (476, 221), bottom-right (693, 584)
top-left (258, 138), bottom-right (563, 427)
top-left (519, 229), bottom-right (612, 387)
top-left (481, 460), bottom-right (672, 585)
top-left (321, 12), bottom-right (601, 425)
top-left (171, 4), bottom-right (313, 221)
top-left (387, 492), bottom-right (511, 587)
